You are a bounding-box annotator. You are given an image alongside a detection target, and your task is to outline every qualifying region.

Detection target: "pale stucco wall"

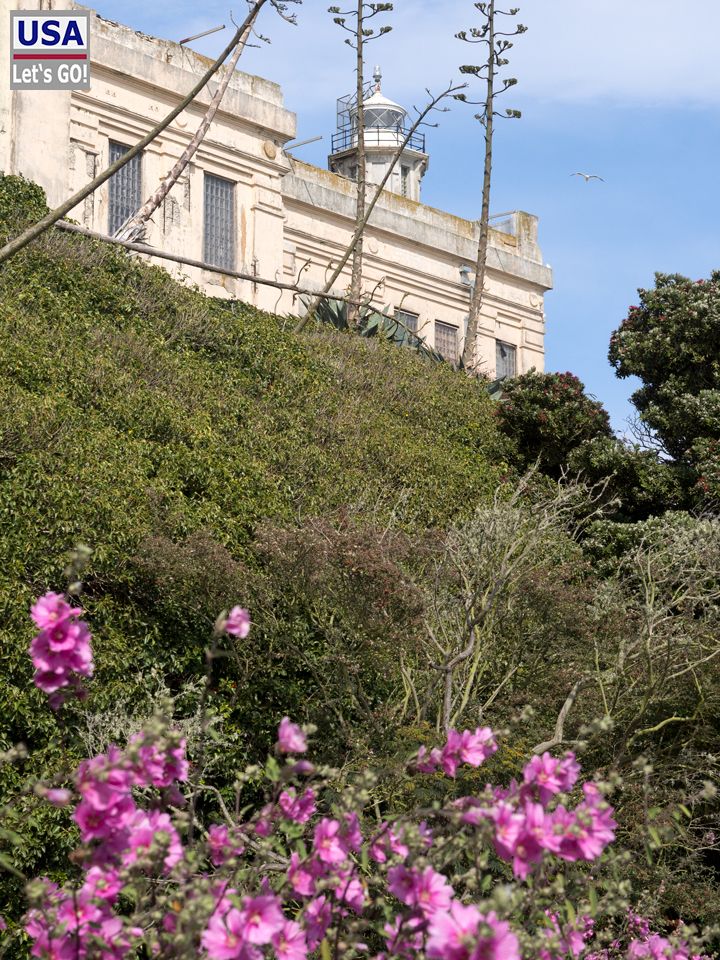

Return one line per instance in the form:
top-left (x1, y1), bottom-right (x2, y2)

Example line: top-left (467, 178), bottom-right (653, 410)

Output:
top-left (0, 0), bottom-right (552, 375)
top-left (281, 164), bottom-right (550, 375)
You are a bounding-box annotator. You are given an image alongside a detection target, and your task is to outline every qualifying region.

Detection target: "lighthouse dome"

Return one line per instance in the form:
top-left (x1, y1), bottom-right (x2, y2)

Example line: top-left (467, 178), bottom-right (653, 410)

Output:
top-left (356, 89), bottom-right (407, 129)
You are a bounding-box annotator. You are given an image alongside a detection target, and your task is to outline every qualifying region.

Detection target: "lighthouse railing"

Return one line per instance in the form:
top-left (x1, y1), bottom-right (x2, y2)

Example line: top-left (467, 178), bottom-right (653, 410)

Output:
top-left (331, 126), bottom-right (425, 154)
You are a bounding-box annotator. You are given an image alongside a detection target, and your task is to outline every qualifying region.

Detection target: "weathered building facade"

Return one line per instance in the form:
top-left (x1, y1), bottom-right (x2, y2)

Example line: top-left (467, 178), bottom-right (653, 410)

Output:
top-left (1, 0), bottom-right (552, 376)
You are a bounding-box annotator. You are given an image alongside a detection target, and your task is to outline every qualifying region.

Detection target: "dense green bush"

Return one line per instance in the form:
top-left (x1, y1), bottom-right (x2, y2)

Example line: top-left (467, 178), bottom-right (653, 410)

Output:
top-left (568, 436), bottom-right (691, 522)
top-left (0, 174), bottom-right (511, 910)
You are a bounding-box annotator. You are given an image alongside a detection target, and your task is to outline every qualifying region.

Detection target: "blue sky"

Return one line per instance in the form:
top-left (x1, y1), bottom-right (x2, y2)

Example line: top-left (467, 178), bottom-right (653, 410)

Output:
top-left (89, 0), bottom-right (720, 432)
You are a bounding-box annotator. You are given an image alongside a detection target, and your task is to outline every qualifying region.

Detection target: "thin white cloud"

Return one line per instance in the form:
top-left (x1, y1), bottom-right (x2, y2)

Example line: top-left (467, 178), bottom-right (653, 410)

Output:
top-left (89, 0), bottom-right (720, 119)
top-left (232, 0), bottom-right (720, 112)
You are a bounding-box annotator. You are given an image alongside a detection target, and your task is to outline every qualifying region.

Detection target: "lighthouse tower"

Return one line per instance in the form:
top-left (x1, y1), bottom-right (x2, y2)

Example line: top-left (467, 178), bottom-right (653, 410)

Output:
top-left (328, 67), bottom-right (429, 203)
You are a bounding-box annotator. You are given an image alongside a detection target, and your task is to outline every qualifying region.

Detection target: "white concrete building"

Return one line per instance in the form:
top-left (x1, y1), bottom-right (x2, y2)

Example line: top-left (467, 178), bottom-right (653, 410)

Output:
top-left (0, 0), bottom-right (552, 376)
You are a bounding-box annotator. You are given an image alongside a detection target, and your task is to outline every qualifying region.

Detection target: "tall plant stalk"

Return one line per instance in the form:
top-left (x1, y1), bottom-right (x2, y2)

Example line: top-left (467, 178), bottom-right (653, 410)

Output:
top-left (329, 2), bottom-right (392, 327)
top-left (457, 2), bottom-right (525, 371)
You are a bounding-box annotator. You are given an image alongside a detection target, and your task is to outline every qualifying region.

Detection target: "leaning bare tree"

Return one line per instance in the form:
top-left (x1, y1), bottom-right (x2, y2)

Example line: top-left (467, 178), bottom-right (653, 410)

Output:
top-left (115, 3), bottom-right (298, 242)
top-left (458, 1), bottom-right (526, 371)
top-left (328, 2), bottom-right (393, 326)
top-left (0, 0), bottom-right (300, 266)
top-left (294, 79), bottom-right (465, 334)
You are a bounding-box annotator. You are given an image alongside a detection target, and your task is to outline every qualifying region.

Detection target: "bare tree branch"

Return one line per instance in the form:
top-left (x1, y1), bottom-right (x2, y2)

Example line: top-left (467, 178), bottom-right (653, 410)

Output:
top-left (114, 10), bottom-right (263, 242)
top-left (0, 0), bottom-right (292, 266)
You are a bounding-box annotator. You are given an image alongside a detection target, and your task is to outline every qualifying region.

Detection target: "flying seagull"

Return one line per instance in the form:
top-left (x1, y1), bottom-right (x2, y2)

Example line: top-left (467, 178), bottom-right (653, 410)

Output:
top-left (571, 172), bottom-right (605, 183)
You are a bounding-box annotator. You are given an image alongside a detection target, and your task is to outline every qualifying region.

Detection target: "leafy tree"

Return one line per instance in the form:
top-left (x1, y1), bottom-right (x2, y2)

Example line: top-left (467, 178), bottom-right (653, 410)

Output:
top-left (568, 437), bottom-right (691, 523)
top-left (609, 272), bottom-right (720, 498)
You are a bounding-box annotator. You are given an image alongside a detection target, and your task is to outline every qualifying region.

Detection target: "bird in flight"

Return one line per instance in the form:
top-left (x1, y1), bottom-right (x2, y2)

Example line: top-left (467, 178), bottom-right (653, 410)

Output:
top-left (571, 172), bottom-right (605, 183)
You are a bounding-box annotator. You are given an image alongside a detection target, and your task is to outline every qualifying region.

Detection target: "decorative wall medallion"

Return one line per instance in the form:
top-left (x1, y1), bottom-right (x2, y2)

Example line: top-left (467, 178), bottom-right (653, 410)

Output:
top-left (263, 140), bottom-right (278, 160)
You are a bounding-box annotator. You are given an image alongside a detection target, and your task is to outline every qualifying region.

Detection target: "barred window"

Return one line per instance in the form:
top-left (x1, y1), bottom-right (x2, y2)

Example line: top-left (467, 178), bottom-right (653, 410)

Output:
top-left (496, 340), bottom-right (517, 379)
top-left (108, 141), bottom-right (142, 235)
top-left (435, 321), bottom-right (459, 362)
top-left (401, 165), bottom-right (410, 198)
top-left (204, 173), bottom-right (236, 270)
top-left (396, 309), bottom-right (419, 335)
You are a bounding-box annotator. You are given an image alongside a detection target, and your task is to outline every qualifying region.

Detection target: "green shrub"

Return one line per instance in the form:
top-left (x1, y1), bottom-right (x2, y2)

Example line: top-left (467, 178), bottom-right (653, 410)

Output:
top-left (0, 173), bottom-right (511, 909)
top-left (496, 370), bottom-right (612, 477)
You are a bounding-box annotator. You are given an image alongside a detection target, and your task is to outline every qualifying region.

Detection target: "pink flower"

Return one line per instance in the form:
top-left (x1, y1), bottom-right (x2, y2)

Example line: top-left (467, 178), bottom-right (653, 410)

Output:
top-left (370, 823), bottom-right (409, 862)
top-left (208, 824), bottom-right (245, 866)
top-left (288, 852), bottom-right (317, 896)
top-left (278, 788), bottom-right (316, 824)
top-left (427, 902), bottom-right (482, 960)
top-left (238, 895), bottom-right (285, 945)
top-left (388, 865), bottom-right (453, 916)
top-left (564, 787), bottom-right (616, 861)
top-left (272, 921), bottom-right (308, 960)
top-left (416, 745), bottom-right (443, 773)
top-left (384, 914), bottom-right (425, 958)
top-left (313, 818), bottom-right (347, 865)
top-left (202, 908), bottom-right (256, 960)
top-left (522, 801), bottom-right (562, 855)
top-left (29, 595), bottom-right (94, 703)
top-left (73, 794), bottom-right (136, 843)
top-left (0, 915), bottom-right (6, 932)
top-left (303, 897), bottom-right (332, 951)
top-left (76, 747), bottom-right (133, 811)
top-left (30, 592), bottom-right (82, 630)
top-left (121, 810), bottom-right (183, 873)
top-left (225, 606), bottom-right (251, 638)
top-left (459, 727), bottom-right (498, 767)
top-left (332, 866), bottom-right (366, 913)
top-left (418, 821), bottom-right (434, 847)
top-left (129, 735), bottom-right (189, 787)
top-left (441, 729), bottom-right (463, 777)
top-left (340, 812), bottom-right (363, 854)
top-left (418, 728), bottom-right (498, 777)
top-left (277, 717), bottom-right (307, 754)
top-left (471, 912), bottom-right (520, 960)
top-left (628, 935), bottom-right (689, 960)
top-left (82, 867), bottom-right (122, 902)
top-left (522, 752), bottom-right (580, 803)
top-left (491, 802), bottom-right (525, 861)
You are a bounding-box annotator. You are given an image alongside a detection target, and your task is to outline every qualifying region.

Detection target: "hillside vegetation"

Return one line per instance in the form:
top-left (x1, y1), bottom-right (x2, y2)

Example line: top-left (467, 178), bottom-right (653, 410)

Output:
top-left (1, 176), bottom-right (719, 939)
top-left (0, 174), bottom-right (509, 759)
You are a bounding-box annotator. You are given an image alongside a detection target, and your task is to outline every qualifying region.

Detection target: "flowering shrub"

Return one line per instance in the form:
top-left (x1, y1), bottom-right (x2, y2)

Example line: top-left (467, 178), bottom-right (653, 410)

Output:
top-left (1, 593), bottom-right (710, 960)
top-left (495, 371), bottom-right (612, 478)
top-left (609, 272), bottom-right (720, 494)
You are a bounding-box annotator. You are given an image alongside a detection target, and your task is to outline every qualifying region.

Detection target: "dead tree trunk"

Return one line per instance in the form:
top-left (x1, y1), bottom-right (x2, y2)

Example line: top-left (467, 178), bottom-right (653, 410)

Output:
top-left (294, 80), bottom-right (465, 334)
top-left (457, 0), bottom-right (525, 372)
top-left (461, 0), bottom-right (495, 371)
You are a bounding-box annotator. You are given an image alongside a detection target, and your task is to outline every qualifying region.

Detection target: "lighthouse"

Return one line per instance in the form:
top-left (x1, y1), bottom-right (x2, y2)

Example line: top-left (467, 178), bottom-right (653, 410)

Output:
top-left (328, 66), bottom-right (429, 202)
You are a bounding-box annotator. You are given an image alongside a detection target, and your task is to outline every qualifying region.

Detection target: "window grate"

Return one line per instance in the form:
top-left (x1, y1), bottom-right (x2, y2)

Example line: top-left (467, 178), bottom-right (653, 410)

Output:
top-left (396, 308), bottom-right (418, 335)
top-left (435, 321), bottom-right (459, 362)
top-left (401, 165), bottom-right (410, 198)
top-left (496, 340), bottom-right (517, 379)
top-left (108, 141), bottom-right (142, 235)
top-left (204, 173), bottom-right (236, 270)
